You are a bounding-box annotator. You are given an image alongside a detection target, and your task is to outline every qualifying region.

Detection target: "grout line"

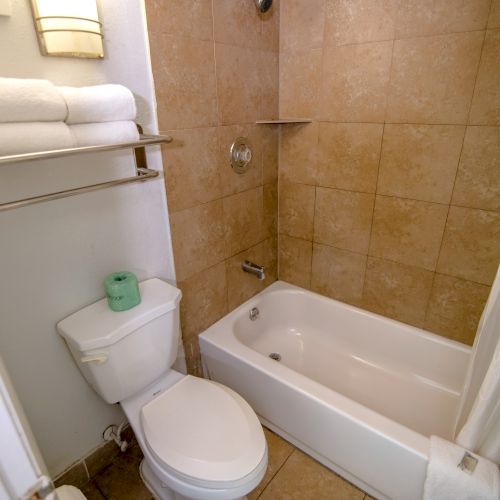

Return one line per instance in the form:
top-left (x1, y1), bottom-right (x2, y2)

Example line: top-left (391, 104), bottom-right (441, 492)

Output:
top-left (255, 446), bottom-right (296, 499)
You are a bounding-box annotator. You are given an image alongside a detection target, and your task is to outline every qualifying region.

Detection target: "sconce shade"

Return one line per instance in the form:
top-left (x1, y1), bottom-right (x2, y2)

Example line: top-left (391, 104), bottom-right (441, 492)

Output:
top-left (31, 0), bottom-right (104, 59)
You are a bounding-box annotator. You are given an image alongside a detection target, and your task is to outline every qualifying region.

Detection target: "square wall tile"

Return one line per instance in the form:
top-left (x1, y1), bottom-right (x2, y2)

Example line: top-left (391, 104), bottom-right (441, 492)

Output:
top-left (280, 0), bottom-right (326, 52)
top-left (215, 44), bottom-right (263, 124)
top-left (311, 244), bottom-right (367, 306)
top-left (150, 34), bottom-right (218, 130)
top-left (395, 0), bottom-right (490, 39)
top-left (469, 30), bottom-right (500, 126)
top-left (386, 32), bottom-right (484, 124)
top-left (324, 0), bottom-right (397, 46)
top-left (226, 238), bottom-right (277, 311)
top-left (278, 234), bottom-right (313, 288)
top-left (279, 49), bottom-right (322, 119)
top-left (320, 41), bottom-right (393, 123)
top-left (260, 50), bottom-right (280, 119)
top-left (280, 122), bottom-right (319, 185)
top-left (263, 182), bottom-right (278, 240)
top-left (370, 196), bottom-right (448, 271)
top-left (223, 187), bottom-right (264, 257)
top-left (363, 257), bottom-right (434, 328)
top-left (170, 200), bottom-right (226, 281)
top-left (184, 335), bottom-right (204, 377)
top-left (437, 206), bottom-right (500, 285)
top-left (314, 188), bottom-right (375, 254)
top-left (452, 126), bottom-right (500, 212)
top-left (213, 0), bottom-right (262, 49)
top-left (261, 0), bottom-right (280, 52)
top-left (162, 128), bottom-right (221, 213)
top-left (425, 274), bottom-right (490, 345)
top-left (178, 262), bottom-right (228, 340)
top-left (316, 122), bottom-right (383, 193)
top-left (145, 0), bottom-right (213, 40)
top-left (217, 124), bottom-right (263, 197)
top-left (279, 181), bottom-right (316, 240)
top-left (489, 0), bottom-right (500, 28)
top-left (262, 125), bottom-right (279, 184)
top-left (377, 124), bottom-right (464, 204)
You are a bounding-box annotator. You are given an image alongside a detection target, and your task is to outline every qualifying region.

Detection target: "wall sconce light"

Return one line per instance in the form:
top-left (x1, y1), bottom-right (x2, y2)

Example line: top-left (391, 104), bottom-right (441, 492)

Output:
top-left (30, 0), bottom-right (104, 59)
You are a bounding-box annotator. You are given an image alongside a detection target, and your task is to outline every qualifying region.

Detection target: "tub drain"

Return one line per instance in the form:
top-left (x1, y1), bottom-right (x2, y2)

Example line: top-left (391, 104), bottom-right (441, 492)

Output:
top-left (269, 352), bottom-right (281, 362)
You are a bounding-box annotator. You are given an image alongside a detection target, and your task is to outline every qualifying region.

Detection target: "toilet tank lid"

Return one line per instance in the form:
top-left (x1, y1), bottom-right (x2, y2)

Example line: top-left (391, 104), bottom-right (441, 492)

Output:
top-left (57, 278), bottom-right (181, 352)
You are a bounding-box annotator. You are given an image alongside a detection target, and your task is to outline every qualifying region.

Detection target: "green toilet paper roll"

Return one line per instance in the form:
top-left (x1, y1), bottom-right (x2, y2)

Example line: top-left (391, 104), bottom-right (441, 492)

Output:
top-left (104, 271), bottom-right (141, 312)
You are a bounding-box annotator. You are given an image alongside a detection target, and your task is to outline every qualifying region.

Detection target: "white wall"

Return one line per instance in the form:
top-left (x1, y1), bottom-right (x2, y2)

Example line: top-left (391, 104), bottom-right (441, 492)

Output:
top-left (0, 0), bottom-right (176, 476)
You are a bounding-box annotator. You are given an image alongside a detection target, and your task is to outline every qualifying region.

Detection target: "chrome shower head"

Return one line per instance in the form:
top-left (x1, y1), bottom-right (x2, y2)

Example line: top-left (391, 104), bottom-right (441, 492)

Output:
top-left (255, 0), bottom-right (273, 13)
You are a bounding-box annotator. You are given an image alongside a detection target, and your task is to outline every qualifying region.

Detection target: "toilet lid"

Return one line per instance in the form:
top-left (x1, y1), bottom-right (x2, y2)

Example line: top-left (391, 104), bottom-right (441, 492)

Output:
top-left (141, 376), bottom-right (266, 487)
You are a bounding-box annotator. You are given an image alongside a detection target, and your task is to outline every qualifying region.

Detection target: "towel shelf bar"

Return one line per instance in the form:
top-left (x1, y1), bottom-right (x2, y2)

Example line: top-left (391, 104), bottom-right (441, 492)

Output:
top-left (0, 134), bottom-right (172, 165)
top-left (0, 133), bottom-right (172, 212)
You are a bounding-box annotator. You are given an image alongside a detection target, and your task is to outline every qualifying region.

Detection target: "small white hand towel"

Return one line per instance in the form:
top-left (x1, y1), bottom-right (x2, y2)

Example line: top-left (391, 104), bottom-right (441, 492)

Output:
top-left (0, 122), bottom-right (75, 156)
top-left (424, 436), bottom-right (500, 500)
top-left (59, 84), bottom-right (137, 125)
top-left (0, 78), bottom-right (67, 123)
top-left (69, 121), bottom-right (140, 147)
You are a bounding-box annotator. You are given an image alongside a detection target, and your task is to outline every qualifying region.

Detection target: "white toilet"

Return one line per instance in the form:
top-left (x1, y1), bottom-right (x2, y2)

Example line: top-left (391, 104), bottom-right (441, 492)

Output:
top-left (57, 278), bottom-right (268, 500)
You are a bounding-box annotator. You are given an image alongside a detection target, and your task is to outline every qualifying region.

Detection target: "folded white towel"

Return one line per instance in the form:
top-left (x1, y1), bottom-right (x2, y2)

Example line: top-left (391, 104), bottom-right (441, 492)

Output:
top-left (0, 122), bottom-right (75, 156)
top-left (69, 121), bottom-right (140, 147)
top-left (59, 85), bottom-right (137, 125)
top-left (0, 78), bottom-right (67, 123)
top-left (424, 436), bottom-right (500, 500)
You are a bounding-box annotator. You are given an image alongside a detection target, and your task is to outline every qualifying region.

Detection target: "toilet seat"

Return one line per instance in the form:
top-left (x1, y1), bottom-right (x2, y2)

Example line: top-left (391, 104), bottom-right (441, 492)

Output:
top-left (141, 375), bottom-right (267, 490)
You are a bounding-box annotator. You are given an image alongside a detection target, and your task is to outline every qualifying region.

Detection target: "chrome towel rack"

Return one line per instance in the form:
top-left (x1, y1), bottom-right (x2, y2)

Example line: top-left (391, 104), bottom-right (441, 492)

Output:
top-left (0, 133), bottom-right (172, 213)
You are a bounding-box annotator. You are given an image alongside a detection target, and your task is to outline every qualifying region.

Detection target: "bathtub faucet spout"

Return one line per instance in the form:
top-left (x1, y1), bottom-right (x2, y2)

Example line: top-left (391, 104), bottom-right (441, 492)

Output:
top-left (242, 260), bottom-right (266, 280)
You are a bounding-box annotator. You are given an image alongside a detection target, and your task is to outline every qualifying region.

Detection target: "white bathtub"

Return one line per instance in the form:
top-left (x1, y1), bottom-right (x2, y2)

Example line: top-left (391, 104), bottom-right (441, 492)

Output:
top-left (199, 281), bottom-right (471, 500)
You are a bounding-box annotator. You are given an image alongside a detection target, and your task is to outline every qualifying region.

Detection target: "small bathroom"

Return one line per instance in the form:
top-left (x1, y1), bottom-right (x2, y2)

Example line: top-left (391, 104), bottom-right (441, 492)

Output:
top-left (0, 1), bottom-right (499, 499)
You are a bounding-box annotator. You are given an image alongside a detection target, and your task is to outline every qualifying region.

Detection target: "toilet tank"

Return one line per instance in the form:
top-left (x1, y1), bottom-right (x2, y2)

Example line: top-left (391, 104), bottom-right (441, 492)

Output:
top-left (57, 278), bottom-right (182, 404)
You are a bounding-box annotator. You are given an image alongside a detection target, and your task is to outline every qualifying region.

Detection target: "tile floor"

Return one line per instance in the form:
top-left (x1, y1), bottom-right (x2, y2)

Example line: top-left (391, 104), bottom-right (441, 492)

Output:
top-left (80, 427), bottom-right (372, 500)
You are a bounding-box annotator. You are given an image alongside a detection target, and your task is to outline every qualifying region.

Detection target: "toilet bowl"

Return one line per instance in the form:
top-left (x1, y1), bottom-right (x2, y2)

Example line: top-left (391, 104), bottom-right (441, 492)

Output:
top-left (57, 279), bottom-right (267, 500)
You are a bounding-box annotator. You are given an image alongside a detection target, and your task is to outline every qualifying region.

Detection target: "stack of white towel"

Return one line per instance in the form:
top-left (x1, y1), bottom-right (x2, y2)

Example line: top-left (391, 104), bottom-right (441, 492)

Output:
top-left (0, 78), bottom-right (140, 156)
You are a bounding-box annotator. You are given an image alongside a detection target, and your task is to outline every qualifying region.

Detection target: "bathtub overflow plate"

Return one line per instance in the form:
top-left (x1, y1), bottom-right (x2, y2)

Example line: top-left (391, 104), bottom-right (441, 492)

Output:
top-left (269, 352), bottom-right (281, 362)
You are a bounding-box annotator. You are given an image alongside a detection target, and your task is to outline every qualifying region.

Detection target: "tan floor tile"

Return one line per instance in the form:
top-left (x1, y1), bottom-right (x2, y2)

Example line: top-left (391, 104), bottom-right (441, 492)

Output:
top-left (324, 0), bottom-right (397, 46)
top-left (178, 262), bottom-right (228, 340)
top-left (215, 44), bottom-right (264, 125)
top-left (490, 0), bottom-right (500, 28)
top-left (395, 0), bottom-right (490, 38)
top-left (85, 441), bottom-right (120, 479)
top-left (54, 462), bottom-right (88, 489)
top-left (436, 206), bottom-right (500, 285)
top-left (362, 257), bottom-right (434, 328)
top-left (386, 32), bottom-right (484, 124)
top-left (369, 196), bottom-right (448, 271)
top-left (425, 274), bottom-right (490, 345)
top-left (280, 122), bottom-right (319, 185)
top-left (162, 128), bottom-right (221, 213)
top-left (320, 41), bottom-right (392, 123)
top-left (452, 126), bottom-right (500, 212)
top-left (80, 480), bottom-right (105, 500)
top-left (280, 0), bottom-right (326, 52)
top-left (278, 234), bottom-right (313, 288)
top-left (223, 187), bottom-right (265, 257)
top-left (249, 428), bottom-right (295, 500)
top-left (469, 29), bottom-right (500, 125)
top-left (311, 244), bottom-right (367, 306)
top-left (226, 238), bottom-right (277, 311)
top-left (170, 200), bottom-right (225, 281)
top-left (149, 33), bottom-right (218, 130)
top-left (378, 124), bottom-right (464, 204)
top-left (280, 49), bottom-right (322, 119)
top-left (317, 123), bottom-right (383, 193)
top-left (217, 124), bottom-right (263, 197)
top-left (259, 449), bottom-right (364, 500)
top-left (145, 0), bottom-right (213, 40)
top-left (314, 188), bottom-right (375, 254)
top-left (279, 181), bottom-right (316, 241)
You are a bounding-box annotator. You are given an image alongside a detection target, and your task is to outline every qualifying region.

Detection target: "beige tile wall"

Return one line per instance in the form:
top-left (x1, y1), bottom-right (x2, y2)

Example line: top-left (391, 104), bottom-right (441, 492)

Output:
top-left (146, 0), bottom-right (280, 374)
top-left (279, 0), bottom-right (500, 345)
